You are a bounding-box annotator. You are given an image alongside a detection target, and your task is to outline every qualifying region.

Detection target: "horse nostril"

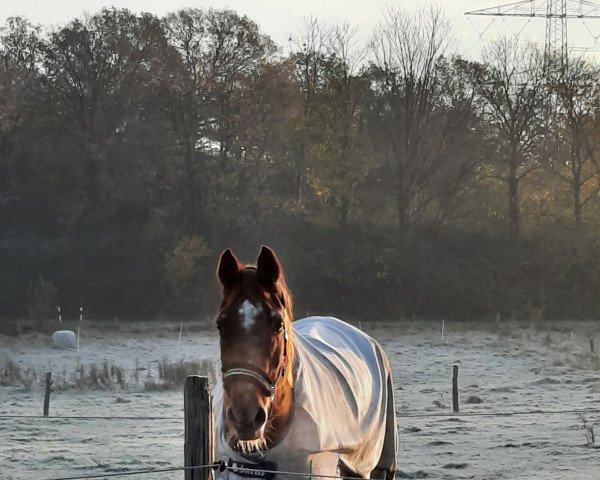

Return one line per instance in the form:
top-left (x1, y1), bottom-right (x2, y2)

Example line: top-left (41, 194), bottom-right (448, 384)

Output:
top-left (226, 407), bottom-right (236, 424)
top-left (253, 407), bottom-right (267, 428)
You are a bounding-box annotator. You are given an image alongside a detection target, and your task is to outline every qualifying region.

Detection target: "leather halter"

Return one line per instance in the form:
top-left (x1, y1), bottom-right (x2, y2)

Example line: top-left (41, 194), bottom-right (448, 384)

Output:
top-left (222, 326), bottom-right (289, 402)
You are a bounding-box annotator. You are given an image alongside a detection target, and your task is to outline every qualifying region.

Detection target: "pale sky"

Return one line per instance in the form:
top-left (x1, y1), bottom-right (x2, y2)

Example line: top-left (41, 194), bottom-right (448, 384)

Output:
top-left (0, 1), bottom-right (598, 60)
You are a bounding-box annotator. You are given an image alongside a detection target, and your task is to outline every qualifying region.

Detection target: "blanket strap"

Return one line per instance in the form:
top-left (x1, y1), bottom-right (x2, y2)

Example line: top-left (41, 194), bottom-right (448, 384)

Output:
top-left (218, 458), bottom-right (277, 480)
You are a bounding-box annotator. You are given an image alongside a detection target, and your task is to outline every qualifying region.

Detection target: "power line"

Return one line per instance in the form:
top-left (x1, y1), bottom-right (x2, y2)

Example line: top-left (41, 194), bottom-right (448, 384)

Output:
top-left (465, 0), bottom-right (600, 82)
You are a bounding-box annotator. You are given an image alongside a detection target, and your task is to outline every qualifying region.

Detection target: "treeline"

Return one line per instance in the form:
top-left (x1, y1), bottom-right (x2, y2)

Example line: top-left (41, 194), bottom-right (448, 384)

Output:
top-left (1, 6), bottom-right (600, 328)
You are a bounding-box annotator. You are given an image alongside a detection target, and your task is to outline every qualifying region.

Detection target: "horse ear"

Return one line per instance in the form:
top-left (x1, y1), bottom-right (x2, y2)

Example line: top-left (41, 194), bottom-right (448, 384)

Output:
top-left (217, 249), bottom-right (242, 288)
top-left (256, 245), bottom-right (282, 286)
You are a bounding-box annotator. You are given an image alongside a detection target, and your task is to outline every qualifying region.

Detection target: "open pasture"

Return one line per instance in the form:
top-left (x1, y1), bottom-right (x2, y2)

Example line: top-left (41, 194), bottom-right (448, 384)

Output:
top-left (1, 319), bottom-right (599, 479)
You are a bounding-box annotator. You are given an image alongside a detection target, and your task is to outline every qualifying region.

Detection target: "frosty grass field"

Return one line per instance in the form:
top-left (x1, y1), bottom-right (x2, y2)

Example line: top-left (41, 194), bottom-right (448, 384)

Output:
top-left (1, 319), bottom-right (600, 479)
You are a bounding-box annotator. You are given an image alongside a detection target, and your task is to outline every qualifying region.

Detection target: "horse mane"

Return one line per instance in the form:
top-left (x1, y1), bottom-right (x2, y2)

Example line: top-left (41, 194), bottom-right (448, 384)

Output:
top-left (273, 270), bottom-right (295, 391)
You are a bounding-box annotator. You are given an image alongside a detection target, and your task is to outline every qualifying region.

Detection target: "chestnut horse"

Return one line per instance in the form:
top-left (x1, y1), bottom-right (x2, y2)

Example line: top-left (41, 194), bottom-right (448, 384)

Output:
top-left (213, 246), bottom-right (397, 479)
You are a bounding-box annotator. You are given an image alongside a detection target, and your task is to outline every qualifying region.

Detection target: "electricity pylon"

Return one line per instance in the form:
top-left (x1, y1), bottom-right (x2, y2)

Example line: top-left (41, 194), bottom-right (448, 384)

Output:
top-left (465, 0), bottom-right (600, 83)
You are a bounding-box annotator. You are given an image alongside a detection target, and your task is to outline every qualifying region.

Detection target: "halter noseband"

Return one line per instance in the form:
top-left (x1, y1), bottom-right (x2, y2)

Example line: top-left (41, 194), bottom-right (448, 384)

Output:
top-left (222, 326), bottom-right (289, 401)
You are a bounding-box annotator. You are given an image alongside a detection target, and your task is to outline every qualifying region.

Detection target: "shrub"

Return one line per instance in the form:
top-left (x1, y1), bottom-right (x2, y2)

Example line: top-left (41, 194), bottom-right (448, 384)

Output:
top-left (164, 236), bottom-right (211, 314)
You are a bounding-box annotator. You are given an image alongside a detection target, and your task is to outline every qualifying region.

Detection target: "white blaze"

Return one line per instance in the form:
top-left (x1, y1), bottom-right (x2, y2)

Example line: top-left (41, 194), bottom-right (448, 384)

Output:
top-left (239, 300), bottom-right (261, 330)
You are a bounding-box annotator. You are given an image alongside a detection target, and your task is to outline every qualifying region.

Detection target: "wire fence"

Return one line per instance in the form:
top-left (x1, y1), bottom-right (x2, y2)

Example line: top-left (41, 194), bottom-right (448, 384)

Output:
top-left (399, 407), bottom-right (600, 418)
top-left (0, 414), bottom-right (182, 420)
top-left (2, 407), bottom-right (600, 422)
top-left (44, 464), bottom-right (219, 480)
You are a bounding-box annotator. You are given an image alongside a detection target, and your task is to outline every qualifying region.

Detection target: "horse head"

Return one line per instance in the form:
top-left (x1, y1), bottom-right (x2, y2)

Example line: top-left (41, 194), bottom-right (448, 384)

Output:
top-left (216, 245), bottom-right (295, 455)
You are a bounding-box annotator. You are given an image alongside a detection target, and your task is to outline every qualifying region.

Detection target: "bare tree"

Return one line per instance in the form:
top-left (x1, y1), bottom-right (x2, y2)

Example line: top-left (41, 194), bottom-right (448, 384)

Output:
top-left (549, 57), bottom-right (600, 229)
top-left (367, 6), bottom-right (480, 228)
top-left (287, 17), bottom-right (328, 206)
top-left (301, 23), bottom-right (371, 224)
top-left (464, 38), bottom-right (547, 239)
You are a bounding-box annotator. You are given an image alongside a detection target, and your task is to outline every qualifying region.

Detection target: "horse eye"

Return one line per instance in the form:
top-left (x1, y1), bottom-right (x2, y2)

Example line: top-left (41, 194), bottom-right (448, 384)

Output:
top-left (216, 320), bottom-right (224, 332)
top-left (272, 314), bottom-right (284, 332)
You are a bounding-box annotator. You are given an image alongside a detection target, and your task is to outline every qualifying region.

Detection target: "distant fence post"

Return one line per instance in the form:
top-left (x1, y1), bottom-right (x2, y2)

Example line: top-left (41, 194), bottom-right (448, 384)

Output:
top-left (452, 365), bottom-right (459, 413)
top-left (184, 376), bottom-right (214, 480)
top-left (43, 372), bottom-right (52, 416)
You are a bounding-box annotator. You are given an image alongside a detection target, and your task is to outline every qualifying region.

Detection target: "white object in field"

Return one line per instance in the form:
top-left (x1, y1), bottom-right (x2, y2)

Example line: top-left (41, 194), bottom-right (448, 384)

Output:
top-left (51, 330), bottom-right (77, 349)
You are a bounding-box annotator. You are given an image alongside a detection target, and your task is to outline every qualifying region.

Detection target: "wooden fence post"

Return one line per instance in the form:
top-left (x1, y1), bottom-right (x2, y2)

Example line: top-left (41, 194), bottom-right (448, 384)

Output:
top-left (43, 372), bottom-right (52, 416)
top-left (452, 365), bottom-right (459, 413)
top-left (184, 376), bottom-right (214, 480)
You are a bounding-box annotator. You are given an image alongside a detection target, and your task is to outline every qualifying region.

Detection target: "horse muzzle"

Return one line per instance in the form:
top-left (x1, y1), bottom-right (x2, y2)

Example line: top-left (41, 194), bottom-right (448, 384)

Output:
top-left (226, 404), bottom-right (268, 441)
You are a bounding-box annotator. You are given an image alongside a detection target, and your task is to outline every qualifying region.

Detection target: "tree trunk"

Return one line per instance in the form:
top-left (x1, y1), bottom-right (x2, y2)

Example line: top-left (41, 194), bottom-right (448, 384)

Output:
top-left (507, 159), bottom-right (520, 240)
top-left (185, 135), bottom-right (202, 234)
top-left (573, 178), bottom-right (582, 230)
top-left (397, 186), bottom-right (412, 230)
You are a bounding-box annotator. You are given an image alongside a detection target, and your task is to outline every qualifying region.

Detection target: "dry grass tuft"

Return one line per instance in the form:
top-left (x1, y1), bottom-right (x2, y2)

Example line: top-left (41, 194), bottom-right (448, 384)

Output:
top-left (0, 357), bottom-right (216, 393)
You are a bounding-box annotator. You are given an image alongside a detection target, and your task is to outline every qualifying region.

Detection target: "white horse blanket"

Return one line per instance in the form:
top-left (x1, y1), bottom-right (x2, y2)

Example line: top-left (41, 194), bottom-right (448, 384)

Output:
top-left (215, 316), bottom-right (397, 479)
